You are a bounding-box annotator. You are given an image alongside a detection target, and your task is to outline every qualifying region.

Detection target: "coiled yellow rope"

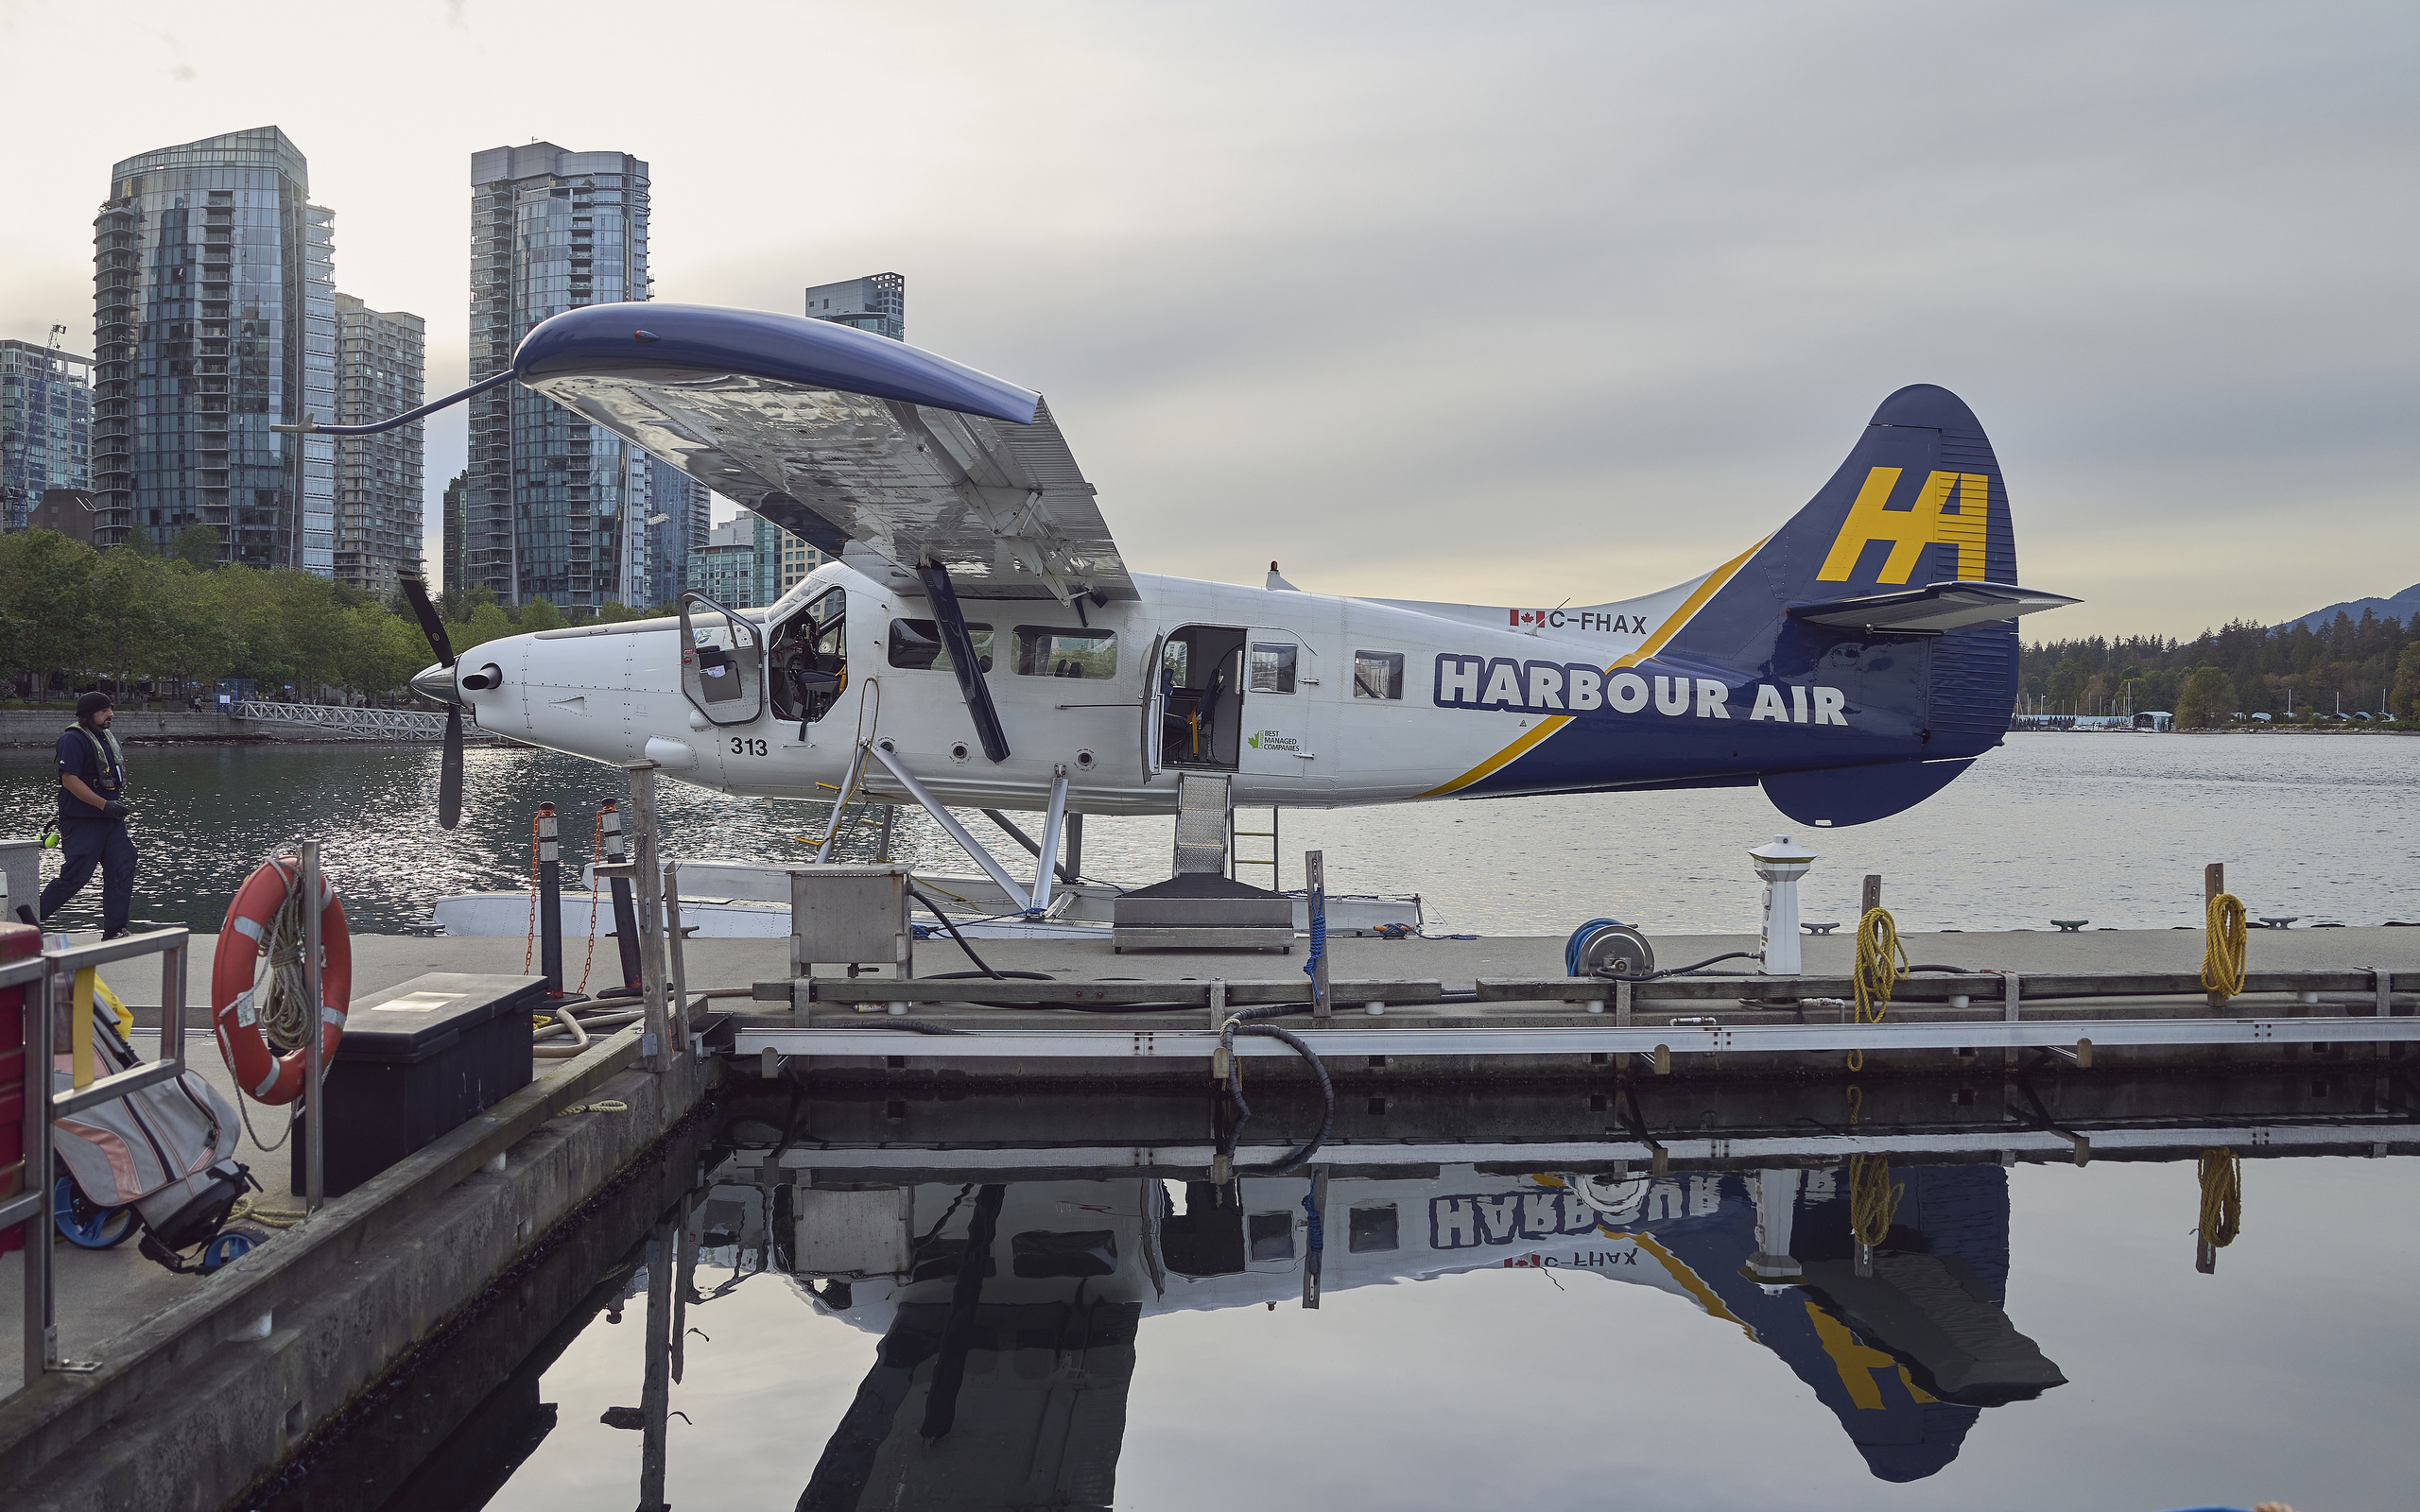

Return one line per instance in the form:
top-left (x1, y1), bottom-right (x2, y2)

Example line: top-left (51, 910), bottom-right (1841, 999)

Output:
top-left (1845, 906), bottom-right (1908, 1072)
top-left (1848, 1153), bottom-right (1903, 1247)
top-left (2201, 893), bottom-right (2248, 1001)
top-left (2197, 1148), bottom-right (2241, 1249)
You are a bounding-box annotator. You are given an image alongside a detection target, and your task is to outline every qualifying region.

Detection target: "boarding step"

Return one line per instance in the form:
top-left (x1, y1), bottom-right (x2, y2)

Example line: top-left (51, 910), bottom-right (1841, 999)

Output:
top-left (1112, 872), bottom-right (1294, 954)
top-left (1173, 771), bottom-right (1230, 875)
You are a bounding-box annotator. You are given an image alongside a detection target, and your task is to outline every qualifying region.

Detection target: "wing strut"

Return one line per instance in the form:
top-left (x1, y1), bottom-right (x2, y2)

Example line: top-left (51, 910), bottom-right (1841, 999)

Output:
top-left (917, 561), bottom-right (1011, 763)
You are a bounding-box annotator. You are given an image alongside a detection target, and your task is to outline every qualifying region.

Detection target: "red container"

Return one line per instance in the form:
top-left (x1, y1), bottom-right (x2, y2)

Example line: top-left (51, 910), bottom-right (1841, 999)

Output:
top-left (0, 919), bottom-right (41, 1256)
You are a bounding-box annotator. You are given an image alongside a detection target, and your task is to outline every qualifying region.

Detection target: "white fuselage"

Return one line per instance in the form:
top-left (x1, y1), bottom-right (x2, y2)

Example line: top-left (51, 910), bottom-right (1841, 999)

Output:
top-left (457, 562), bottom-right (1720, 815)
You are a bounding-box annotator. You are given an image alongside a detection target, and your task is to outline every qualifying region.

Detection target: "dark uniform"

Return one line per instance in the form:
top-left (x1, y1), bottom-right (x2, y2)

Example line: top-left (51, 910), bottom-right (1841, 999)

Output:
top-left (40, 700), bottom-right (137, 937)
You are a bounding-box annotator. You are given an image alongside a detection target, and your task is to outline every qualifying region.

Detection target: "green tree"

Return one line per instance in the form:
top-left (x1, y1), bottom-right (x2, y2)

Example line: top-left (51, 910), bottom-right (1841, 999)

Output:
top-left (2389, 643), bottom-right (2420, 720)
top-left (168, 523), bottom-right (222, 570)
top-left (519, 597), bottom-right (564, 632)
top-left (2175, 666), bottom-right (2238, 730)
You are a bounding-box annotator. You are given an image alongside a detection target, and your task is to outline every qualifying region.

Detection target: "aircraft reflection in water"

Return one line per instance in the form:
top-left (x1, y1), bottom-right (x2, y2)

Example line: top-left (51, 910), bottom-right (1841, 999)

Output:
top-left (735, 1159), bottom-right (2057, 1507)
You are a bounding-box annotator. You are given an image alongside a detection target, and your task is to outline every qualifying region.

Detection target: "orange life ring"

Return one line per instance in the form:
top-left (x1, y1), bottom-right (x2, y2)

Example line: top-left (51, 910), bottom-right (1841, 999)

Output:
top-left (212, 857), bottom-right (353, 1106)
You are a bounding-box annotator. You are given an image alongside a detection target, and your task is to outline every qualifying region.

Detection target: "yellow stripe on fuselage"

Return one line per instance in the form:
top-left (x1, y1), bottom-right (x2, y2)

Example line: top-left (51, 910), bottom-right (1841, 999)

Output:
top-left (1422, 537), bottom-right (1769, 798)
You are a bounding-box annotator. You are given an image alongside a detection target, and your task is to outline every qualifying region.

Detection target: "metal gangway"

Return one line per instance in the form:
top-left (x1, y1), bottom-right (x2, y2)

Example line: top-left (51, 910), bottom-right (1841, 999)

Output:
top-left (233, 701), bottom-right (447, 740)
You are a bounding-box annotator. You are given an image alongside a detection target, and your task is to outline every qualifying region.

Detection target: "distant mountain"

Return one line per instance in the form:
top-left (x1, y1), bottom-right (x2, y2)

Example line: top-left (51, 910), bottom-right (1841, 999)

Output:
top-left (2277, 583), bottom-right (2420, 634)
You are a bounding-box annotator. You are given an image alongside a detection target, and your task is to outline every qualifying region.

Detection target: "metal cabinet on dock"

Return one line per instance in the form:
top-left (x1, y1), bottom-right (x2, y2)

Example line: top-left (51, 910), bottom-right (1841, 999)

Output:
top-left (293, 971), bottom-right (546, 1199)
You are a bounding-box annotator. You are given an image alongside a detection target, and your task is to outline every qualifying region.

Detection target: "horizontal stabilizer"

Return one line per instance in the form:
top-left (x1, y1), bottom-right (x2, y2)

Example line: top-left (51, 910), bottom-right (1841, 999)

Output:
top-left (1763, 758), bottom-right (1976, 827)
top-left (1788, 580), bottom-right (2077, 633)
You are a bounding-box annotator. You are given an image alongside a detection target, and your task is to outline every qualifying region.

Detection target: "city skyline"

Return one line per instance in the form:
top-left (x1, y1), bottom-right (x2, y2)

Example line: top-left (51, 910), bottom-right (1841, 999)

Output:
top-left (0, 6), bottom-right (2412, 635)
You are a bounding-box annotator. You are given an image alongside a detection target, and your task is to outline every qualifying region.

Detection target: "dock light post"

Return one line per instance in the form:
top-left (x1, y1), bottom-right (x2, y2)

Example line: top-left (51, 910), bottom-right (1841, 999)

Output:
top-left (536, 804), bottom-right (570, 1001)
top-left (1750, 836), bottom-right (1819, 975)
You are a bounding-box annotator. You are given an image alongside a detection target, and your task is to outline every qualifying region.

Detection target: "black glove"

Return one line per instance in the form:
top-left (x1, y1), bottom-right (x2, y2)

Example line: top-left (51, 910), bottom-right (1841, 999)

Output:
top-left (101, 799), bottom-right (130, 820)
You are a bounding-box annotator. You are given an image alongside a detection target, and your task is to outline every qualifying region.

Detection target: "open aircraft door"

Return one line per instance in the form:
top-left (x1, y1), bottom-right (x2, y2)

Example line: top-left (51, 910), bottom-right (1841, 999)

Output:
top-left (678, 591), bottom-right (767, 727)
top-left (1141, 632), bottom-right (1167, 777)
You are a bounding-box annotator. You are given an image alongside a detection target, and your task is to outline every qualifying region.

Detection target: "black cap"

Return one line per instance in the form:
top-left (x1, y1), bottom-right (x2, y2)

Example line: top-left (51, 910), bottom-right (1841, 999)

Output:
top-left (76, 692), bottom-right (112, 720)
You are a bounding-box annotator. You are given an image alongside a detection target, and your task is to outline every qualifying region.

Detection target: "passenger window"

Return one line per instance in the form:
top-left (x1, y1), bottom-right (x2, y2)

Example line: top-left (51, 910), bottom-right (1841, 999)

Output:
top-left (1348, 1203), bottom-right (1399, 1252)
top-left (1163, 640), bottom-right (1189, 685)
top-left (1013, 627), bottom-right (1117, 679)
top-left (1353, 650), bottom-right (1405, 700)
top-left (1011, 1229), bottom-right (1118, 1278)
top-left (1248, 644), bottom-right (1297, 694)
top-left (887, 618), bottom-right (994, 673)
top-left (1247, 1211), bottom-right (1295, 1262)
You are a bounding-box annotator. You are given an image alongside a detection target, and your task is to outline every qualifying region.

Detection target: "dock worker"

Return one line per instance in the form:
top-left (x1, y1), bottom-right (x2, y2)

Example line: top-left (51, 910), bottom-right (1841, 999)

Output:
top-left (40, 692), bottom-right (137, 938)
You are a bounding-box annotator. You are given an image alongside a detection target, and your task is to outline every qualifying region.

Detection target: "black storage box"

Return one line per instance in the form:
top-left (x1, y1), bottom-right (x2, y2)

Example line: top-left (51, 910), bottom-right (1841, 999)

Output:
top-left (293, 972), bottom-right (546, 1198)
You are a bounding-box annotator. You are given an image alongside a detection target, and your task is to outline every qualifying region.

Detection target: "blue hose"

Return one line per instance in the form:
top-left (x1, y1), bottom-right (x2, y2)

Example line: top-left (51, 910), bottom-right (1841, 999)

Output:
top-left (1564, 918), bottom-right (1628, 977)
top-left (1301, 888), bottom-right (1326, 978)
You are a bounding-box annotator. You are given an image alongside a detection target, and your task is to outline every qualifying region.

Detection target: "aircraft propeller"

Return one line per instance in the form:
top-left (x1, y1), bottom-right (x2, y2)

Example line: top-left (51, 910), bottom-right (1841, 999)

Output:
top-left (399, 576), bottom-right (465, 830)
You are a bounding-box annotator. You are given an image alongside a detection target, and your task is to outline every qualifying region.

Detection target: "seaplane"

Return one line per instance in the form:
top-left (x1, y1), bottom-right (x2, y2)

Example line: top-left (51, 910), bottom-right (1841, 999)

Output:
top-left (310, 302), bottom-right (2075, 937)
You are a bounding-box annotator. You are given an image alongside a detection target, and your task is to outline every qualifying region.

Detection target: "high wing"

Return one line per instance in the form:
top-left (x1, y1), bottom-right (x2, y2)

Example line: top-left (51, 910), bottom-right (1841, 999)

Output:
top-left (514, 303), bottom-right (1136, 603)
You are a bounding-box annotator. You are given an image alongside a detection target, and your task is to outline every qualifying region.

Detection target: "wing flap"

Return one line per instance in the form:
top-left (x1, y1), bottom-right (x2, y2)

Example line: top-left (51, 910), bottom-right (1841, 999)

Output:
top-left (515, 303), bottom-right (1136, 602)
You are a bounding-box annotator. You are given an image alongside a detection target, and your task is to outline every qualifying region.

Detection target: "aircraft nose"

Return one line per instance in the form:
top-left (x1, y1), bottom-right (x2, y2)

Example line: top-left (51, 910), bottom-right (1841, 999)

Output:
top-left (410, 662), bottom-right (461, 705)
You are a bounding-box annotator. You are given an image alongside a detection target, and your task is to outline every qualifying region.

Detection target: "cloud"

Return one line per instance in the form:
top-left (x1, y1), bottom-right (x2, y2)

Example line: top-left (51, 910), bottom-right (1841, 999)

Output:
top-left (0, 0), bottom-right (2411, 633)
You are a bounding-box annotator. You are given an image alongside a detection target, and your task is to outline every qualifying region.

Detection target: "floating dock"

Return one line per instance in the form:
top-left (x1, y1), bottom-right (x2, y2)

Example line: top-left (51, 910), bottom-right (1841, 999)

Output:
top-left (5, 922), bottom-right (2415, 1511)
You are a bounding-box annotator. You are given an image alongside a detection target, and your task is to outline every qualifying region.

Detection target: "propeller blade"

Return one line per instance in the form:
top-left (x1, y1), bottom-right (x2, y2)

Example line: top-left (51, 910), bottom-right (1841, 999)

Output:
top-left (439, 705), bottom-right (464, 831)
top-left (400, 576), bottom-right (456, 667)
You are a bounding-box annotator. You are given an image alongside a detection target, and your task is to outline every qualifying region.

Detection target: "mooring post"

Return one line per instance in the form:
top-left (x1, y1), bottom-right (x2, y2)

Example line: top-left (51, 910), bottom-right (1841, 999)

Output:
top-left (1863, 873), bottom-right (1882, 916)
top-left (625, 763), bottom-right (672, 1072)
top-left (1307, 850), bottom-right (1331, 1022)
top-left (301, 840), bottom-right (325, 1213)
top-left (665, 859), bottom-right (690, 1051)
top-left (600, 801), bottom-right (643, 998)
top-left (2204, 862), bottom-right (2227, 1008)
top-left (536, 804), bottom-right (565, 999)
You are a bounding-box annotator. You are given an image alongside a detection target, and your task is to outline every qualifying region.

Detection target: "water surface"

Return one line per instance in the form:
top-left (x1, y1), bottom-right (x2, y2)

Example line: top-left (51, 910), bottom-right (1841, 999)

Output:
top-left (7, 731), bottom-right (2414, 936)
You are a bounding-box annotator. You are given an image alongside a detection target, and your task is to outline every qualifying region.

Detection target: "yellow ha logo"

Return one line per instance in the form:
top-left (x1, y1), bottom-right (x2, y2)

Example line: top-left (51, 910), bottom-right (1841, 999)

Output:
top-left (1816, 467), bottom-right (1990, 584)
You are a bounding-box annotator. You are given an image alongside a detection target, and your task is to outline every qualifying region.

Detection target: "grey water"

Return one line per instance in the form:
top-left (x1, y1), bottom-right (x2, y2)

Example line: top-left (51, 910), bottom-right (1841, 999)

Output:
top-left (6, 731), bottom-right (2416, 936)
top-left (286, 1090), bottom-right (2420, 1512)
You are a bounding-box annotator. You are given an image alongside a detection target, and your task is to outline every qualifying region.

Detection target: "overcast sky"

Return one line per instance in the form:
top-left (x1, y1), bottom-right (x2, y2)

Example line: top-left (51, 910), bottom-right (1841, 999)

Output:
top-left (4, 1), bottom-right (2411, 638)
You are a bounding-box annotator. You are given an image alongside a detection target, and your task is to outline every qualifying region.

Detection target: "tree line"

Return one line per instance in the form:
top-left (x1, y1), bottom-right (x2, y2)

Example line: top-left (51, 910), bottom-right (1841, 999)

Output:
top-left (0, 526), bottom-right (660, 705)
top-left (2022, 610), bottom-right (2420, 729)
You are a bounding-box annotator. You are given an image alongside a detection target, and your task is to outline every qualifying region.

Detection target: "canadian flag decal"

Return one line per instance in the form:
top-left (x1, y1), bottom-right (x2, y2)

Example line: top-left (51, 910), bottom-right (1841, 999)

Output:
top-left (1510, 609), bottom-right (1545, 627)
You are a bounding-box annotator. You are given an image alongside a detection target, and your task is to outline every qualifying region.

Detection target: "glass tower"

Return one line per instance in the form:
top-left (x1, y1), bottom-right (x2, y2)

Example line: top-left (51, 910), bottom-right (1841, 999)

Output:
top-left (645, 455), bottom-right (709, 609)
top-left (92, 126), bottom-right (337, 568)
top-left (332, 293), bottom-right (426, 596)
top-left (0, 338), bottom-right (93, 531)
top-left (465, 143), bottom-right (652, 610)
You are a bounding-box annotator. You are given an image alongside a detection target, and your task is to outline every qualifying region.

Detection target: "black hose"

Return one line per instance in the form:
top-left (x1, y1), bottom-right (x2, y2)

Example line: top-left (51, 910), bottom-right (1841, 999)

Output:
top-left (863, 1021), bottom-right (974, 1036)
top-left (1592, 951), bottom-right (1765, 982)
top-left (1218, 1022), bottom-right (1334, 1177)
top-left (906, 886), bottom-right (1006, 979)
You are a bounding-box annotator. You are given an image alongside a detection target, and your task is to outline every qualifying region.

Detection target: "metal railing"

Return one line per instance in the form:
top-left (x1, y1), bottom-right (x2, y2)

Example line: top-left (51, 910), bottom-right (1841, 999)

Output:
top-left (5, 926), bottom-right (192, 1379)
top-left (232, 701), bottom-right (447, 739)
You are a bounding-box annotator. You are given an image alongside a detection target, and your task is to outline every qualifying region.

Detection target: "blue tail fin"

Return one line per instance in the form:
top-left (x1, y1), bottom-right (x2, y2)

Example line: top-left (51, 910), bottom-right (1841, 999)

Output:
top-left (1664, 385), bottom-right (2045, 822)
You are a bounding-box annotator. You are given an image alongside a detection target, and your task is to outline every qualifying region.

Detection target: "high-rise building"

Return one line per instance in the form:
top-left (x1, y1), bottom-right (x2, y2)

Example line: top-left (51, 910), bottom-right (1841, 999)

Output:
top-left (0, 338), bottom-right (93, 531)
top-left (92, 126), bottom-right (337, 567)
top-left (465, 143), bottom-right (653, 610)
top-left (332, 294), bottom-right (425, 596)
top-left (685, 516), bottom-right (754, 606)
top-left (751, 513), bottom-right (829, 607)
top-left (804, 272), bottom-right (905, 341)
top-left (441, 469), bottom-right (469, 593)
top-left (645, 455), bottom-right (709, 609)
